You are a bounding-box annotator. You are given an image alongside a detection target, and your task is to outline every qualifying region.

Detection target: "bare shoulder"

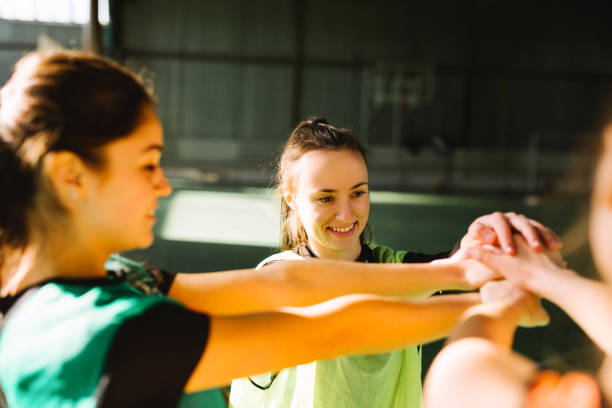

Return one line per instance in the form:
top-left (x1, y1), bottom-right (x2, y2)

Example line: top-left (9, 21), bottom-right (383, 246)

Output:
top-left (424, 338), bottom-right (537, 408)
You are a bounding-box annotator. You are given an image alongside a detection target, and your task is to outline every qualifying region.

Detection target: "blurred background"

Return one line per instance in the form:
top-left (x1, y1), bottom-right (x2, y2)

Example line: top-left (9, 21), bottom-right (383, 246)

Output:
top-left (2, 0), bottom-right (611, 404)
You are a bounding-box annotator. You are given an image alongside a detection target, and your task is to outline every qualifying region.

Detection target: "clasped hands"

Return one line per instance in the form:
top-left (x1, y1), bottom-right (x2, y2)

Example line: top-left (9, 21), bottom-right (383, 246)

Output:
top-left (456, 212), bottom-right (566, 326)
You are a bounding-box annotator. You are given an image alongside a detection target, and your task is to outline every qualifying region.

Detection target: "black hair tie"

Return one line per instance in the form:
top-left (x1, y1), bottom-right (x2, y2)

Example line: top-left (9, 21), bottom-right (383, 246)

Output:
top-left (310, 118), bottom-right (328, 127)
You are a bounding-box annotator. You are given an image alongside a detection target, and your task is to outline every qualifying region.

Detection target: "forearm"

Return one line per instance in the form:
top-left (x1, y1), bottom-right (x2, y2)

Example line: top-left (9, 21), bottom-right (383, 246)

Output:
top-left (536, 271), bottom-right (612, 355)
top-left (308, 292), bottom-right (482, 358)
top-left (187, 292), bottom-right (480, 390)
top-left (169, 260), bottom-right (471, 315)
top-left (169, 267), bottom-right (298, 315)
top-left (280, 259), bottom-right (473, 300)
top-left (447, 301), bottom-right (526, 349)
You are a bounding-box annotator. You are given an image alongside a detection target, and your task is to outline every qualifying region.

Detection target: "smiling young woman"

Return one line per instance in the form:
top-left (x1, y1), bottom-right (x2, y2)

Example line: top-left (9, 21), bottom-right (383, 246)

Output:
top-left (287, 148), bottom-right (370, 261)
top-left (229, 119), bottom-right (563, 408)
top-left (0, 52), bottom-right (489, 408)
top-left (0, 52), bottom-right (561, 408)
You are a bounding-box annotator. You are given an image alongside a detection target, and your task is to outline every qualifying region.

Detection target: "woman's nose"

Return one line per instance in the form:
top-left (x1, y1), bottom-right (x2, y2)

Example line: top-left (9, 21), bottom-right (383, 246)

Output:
top-left (156, 168), bottom-right (173, 197)
top-left (336, 199), bottom-right (354, 222)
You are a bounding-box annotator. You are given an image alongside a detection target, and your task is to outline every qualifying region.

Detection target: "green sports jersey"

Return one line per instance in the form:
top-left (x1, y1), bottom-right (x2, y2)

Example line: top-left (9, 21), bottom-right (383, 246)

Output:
top-left (230, 245), bottom-right (423, 408)
top-left (103, 255), bottom-right (227, 408)
top-left (0, 279), bottom-right (183, 407)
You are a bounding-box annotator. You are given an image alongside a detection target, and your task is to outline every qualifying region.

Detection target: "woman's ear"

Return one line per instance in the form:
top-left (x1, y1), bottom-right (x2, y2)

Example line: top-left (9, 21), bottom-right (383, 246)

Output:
top-left (283, 190), bottom-right (297, 211)
top-left (42, 151), bottom-right (86, 208)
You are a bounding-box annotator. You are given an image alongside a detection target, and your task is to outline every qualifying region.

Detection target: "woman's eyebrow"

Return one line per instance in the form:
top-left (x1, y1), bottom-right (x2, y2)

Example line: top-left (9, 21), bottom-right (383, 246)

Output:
top-left (351, 182), bottom-right (368, 189)
top-left (141, 144), bottom-right (163, 153)
top-left (319, 182), bottom-right (368, 193)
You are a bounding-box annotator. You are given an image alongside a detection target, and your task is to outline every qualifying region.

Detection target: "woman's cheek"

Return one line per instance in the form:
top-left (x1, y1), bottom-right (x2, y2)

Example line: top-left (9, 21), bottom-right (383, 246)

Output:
top-left (358, 199), bottom-right (371, 217)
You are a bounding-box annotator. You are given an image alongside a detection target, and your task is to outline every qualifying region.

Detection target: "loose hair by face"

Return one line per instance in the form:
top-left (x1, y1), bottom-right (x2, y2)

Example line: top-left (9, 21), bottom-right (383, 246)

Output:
top-left (277, 118), bottom-right (370, 251)
top-left (0, 51), bottom-right (154, 278)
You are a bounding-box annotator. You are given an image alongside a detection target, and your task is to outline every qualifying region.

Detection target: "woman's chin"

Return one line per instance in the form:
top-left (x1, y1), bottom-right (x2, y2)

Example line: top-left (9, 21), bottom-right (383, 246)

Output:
top-left (324, 240), bottom-right (362, 257)
top-left (126, 233), bottom-right (155, 251)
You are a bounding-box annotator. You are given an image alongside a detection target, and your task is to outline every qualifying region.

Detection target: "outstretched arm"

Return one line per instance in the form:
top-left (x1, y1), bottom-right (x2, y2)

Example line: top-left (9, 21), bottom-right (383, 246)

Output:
top-left (168, 258), bottom-right (493, 315)
top-left (184, 292), bottom-right (480, 391)
top-left (468, 237), bottom-right (612, 356)
top-left (424, 281), bottom-right (545, 408)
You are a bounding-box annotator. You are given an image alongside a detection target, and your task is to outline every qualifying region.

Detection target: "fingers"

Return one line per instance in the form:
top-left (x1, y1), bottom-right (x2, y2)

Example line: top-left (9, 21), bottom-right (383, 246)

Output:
top-left (485, 212), bottom-right (516, 255)
top-left (466, 212), bottom-right (563, 256)
top-left (526, 219), bottom-right (562, 250)
top-left (504, 212), bottom-right (543, 252)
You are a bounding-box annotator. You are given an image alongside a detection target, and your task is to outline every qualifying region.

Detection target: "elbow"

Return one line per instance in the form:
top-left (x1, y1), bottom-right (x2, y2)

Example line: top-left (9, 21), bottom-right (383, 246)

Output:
top-left (258, 262), bottom-right (309, 307)
top-left (268, 261), bottom-right (318, 307)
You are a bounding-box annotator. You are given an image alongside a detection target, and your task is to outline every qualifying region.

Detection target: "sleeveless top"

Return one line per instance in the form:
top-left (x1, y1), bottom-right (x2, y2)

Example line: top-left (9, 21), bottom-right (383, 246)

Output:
top-left (230, 244), bottom-right (424, 408)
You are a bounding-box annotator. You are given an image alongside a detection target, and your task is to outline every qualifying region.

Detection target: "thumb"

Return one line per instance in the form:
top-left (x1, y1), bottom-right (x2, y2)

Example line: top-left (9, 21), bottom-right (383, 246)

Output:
top-left (468, 223), bottom-right (497, 245)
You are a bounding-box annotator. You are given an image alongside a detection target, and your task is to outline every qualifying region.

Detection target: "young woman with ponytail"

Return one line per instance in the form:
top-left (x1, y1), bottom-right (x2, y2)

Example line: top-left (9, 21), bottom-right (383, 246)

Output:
top-left (0, 51), bottom-right (555, 407)
top-left (0, 52), bottom-right (483, 407)
top-left (230, 119), bottom-right (560, 408)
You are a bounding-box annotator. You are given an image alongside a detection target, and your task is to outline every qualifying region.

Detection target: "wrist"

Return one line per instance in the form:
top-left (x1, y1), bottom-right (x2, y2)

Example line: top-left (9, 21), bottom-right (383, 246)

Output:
top-left (465, 300), bottom-right (523, 322)
top-left (527, 266), bottom-right (577, 299)
top-left (415, 260), bottom-right (461, 292)
top-left (441, 262), bottom-right (473, 290)
top-left (438, 262), bottom-right (472, 291)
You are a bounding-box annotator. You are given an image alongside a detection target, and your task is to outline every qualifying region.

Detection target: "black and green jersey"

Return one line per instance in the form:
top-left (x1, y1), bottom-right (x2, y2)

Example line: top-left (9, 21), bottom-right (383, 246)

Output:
top-left (0, 277), bottom-right (209, 407)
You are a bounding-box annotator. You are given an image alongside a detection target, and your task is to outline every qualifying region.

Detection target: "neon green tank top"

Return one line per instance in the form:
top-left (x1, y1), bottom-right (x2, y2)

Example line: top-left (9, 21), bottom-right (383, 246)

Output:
top-left (230, 245), bottom-right (423, 408)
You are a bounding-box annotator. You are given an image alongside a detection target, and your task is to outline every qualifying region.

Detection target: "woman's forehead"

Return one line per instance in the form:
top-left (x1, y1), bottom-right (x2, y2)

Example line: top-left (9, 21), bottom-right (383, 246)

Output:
top-left (298, 149), bottom-right (366, 168)
top-left (295, 149), bottom-right (368, 189)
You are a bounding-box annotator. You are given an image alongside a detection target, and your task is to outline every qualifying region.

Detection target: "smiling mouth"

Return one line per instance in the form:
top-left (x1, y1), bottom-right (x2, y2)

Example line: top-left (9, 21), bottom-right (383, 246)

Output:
top-left (327, 223), bottom-right (357, 235)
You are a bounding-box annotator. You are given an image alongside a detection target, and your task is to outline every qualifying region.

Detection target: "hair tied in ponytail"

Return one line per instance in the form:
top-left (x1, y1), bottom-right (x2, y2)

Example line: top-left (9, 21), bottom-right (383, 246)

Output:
top-left (0, 139), bottom-right (36, 248)
top-left (309, 118), bottom-right (328, 127)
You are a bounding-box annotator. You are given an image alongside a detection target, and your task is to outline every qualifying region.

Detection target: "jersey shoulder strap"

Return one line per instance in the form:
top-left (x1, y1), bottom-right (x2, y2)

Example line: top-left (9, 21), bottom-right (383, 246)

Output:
top-left (255, 250), bottom-right (304, 270)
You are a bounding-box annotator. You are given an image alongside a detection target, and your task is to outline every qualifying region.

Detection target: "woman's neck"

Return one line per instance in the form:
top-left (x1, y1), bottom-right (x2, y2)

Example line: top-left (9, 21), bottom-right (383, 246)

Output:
top-left (307, 240), bottom-right (362, 262)
top-left (1, 228), bottom-right (109, 297)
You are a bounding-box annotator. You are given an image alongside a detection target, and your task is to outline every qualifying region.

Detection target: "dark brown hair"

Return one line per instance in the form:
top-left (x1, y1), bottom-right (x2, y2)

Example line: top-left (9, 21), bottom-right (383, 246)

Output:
top-left (277, 118), bottom-right (370, 251)
top-left (0, 51), bottom-right (153, 277)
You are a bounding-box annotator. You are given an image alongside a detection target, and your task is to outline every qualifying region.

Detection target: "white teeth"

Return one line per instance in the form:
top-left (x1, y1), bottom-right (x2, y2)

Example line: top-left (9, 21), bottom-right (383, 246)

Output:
top-left (330, 225), bottom-right (353, 233)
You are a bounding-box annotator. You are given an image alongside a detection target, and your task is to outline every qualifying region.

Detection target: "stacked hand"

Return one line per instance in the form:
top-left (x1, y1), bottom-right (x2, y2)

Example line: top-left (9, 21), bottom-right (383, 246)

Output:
top-left (479, 280), bottom-right (550, 328)
top-left (461, 212), bottom-right (561, 256)
top-left (457, 212), bottom-right (565, 325)
top-left (465, 236), bottom-right (567, 296)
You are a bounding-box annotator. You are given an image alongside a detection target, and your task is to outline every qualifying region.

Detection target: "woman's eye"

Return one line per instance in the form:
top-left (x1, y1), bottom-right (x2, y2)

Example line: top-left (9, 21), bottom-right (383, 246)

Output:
top-left (143, 164), bottom-right (158, 172)
top-left (352, 190), bottom-right (367, 198)
top-left (318, 196), bottom-right (333, 203)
